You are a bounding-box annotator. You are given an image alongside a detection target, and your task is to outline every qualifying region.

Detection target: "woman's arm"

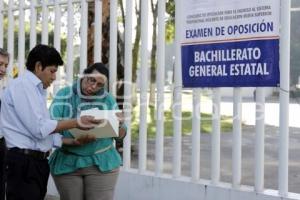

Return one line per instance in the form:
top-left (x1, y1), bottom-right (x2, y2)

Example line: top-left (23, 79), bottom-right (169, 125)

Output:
top-left (62, 133), bottom-right (96, 146)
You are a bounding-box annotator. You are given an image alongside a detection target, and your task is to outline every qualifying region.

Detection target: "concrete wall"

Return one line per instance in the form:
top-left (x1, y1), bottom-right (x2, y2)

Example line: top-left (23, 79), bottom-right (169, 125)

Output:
top-left (114, 170), bottom-right (300, 200)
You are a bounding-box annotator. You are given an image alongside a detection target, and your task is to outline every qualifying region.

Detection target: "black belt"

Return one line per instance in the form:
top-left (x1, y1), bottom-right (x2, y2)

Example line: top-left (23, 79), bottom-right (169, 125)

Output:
top-left (8, 147), bottom-right (50, 160)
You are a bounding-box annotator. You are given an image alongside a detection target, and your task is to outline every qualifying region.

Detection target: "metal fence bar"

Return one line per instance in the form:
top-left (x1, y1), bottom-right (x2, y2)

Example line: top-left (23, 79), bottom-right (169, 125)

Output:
top-left (109, 0), bottom-right (118, 96)
top-left (232, 87), bottom-right (242, 188)
top-left (0, 0), bottom-right (3, 47)
top-left (53, 0), bottom-right (62, 95)
top-left (18, 0), bottom-right (25, 75)
top-left (54, 0), bottom-right (61, 53)
top-left (66, 0), bottom-right (74, 84)
top-left (29, 0), bottom-right (37, 49)
top-left (291, 7), bottom-right (300, 12)
top-left (191, 89), bottom-right (201, 181)
top-left (155, 0), bottom-right (166, 176)
top-left (80, 0), bottom-right (88, 73)
top-left (123, 0), bottom-right (133, 170)
top-left (173, 0), bottom-right (183, 178)
top-left (94, 0), bottom-right (102, 62)
top-left (255, 88), bottom-right (265, 192)
top-left (211, 88), bottom-right (221, 184)
top-left (138, 0), bottom-right (149, 174)
top-left (42, 0), bottom-right (49, 45)
top-left (279, 0), bottom-right (291, 196)
top-left (7, 0), bottom-right (14, 78)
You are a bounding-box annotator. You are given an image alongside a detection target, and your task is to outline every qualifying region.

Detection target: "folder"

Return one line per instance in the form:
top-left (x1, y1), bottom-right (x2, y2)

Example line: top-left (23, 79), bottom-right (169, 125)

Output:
top-left (70, 108), bottom-right (120, 139)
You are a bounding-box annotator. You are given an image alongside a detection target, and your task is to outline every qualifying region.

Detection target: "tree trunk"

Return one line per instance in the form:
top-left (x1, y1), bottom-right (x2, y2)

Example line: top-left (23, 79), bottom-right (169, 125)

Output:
top-left (132, 0), bottom-right (141, 83)
top-left (87, 0), bottom-right (110, 66)
top-left (149, 1), bottom-right (158, 107)
top-left (87, 0), bottom-right (141, 107)
top-left (131, 0), bottom-right (142, 106)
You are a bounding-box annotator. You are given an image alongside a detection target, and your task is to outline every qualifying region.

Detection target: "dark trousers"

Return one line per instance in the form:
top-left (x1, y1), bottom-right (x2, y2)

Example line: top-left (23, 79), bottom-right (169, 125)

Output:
top-left (6, 150), bottom-right (50, 200)
top-left (0, 138), bottom-right (6, 200)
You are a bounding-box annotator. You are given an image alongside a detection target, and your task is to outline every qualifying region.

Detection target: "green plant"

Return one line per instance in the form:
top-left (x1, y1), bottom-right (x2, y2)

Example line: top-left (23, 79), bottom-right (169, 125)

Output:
top-left (130, 106), bottom-right (233, 141)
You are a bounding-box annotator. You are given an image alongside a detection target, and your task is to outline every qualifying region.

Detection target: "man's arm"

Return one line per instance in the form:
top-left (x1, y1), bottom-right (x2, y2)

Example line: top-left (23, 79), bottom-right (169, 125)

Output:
top-left (9, 82), bottom-right (58, 140)
top-left (9, 83), bottom-right (101, 139)
top-left (53, 116), bottom-right (101, 133)
top-left (53, 119), bottom-right (77, 133)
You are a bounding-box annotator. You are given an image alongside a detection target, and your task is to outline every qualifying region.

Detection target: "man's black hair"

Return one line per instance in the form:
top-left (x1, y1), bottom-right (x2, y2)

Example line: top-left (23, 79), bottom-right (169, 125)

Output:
top-left (26, 44), bottom-right (63, 72)
top-left (83, 62), bottom-right (109, 79)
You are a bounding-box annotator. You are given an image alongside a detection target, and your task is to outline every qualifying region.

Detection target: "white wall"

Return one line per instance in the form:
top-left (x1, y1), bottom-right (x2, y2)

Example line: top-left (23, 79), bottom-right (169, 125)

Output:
top-left (114, 170), bottom-right (300, 200)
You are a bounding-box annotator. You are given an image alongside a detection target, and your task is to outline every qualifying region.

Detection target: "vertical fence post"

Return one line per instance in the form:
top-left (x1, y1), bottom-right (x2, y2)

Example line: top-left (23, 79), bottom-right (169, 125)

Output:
top-left (123, 0), bottom-right (133, 170)
top-left (191, 89), bottom-right (201, 181)
top-left (80, 0), bottom-right (88, 73)
top-left (94, 0), bottom-right (102, 62)
top-left (138, 0), bottom-right (149, 174)
top-left (109, 0), bottom-right (118, 96)
top-left (42, 0), bottom-right (49, 45)
top-left (7, 0), bottom-right (14, 78)
top-left (66, 0), bottom-right (74, 85)
top-left (173, 0), bottom-right (183, 178)
top-left (0, 0), bottom-right (3, 47)
top-left (279, 0), bottom-right (291, 196)
top-left (155, 0), bottom-right (166, 176)
top-left (30, 0), bottom-right (37, 49)
top-left (211, 88), bottom-right (220, 184)
top-left (18, 0), bottom-right (25, 75)
top-left (255, 88), bottom-right (265, 192)
top-left (53, 0), bottom-right (62, 95)
top-left (232, 88), bottom-right (242, 188)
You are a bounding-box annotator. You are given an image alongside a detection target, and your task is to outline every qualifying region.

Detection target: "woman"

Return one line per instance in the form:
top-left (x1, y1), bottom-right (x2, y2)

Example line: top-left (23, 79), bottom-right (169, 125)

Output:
top-left (49, 63), bottom-right (126, 200)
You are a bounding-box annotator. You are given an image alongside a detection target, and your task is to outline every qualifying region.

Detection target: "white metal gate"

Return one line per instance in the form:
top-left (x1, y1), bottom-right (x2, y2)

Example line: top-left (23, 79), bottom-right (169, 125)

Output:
top-left (0, 0), bottom-right (299, 200)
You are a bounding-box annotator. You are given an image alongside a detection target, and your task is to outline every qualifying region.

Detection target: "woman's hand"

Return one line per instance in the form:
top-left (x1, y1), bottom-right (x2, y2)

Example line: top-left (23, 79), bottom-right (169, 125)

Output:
top-left (118, 126), bottom-right (126, 140)
top-left (77, 115), bottom-right (102, 130)
top-left (115, 111), bottom-right (126, 139)
top-left (76, 134), bottom-right (97, 144)
top-left (115, 111), bottom-right (125, 124)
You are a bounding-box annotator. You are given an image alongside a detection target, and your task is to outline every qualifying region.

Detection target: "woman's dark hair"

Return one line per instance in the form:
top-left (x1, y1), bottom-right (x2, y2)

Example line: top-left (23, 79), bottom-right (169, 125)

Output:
top-left (26, 44), bottom-right (63, 72)
top-left (83, 62), bottom-right (109, 79)
top-left (0, 48), bottom-right (9, 61)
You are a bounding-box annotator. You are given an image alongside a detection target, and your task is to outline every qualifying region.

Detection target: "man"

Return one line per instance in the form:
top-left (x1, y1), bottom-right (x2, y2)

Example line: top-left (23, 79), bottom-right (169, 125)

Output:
top-left (0, 48), bottom-right (9, 200)
top-left (0, 44), bottom-right (99, 200)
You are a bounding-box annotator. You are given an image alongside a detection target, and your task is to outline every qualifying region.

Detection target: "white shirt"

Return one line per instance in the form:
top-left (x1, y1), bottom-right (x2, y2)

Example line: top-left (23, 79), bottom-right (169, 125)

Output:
top-left (0, 77), bottom-right (7, 138)
top-left (0, 70), bottom-right (62, 152)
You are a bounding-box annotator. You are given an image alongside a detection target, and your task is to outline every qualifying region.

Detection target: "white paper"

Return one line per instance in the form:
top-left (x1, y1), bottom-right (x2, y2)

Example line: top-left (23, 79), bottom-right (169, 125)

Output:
top-left (70, 108), bottom-right (120, 139)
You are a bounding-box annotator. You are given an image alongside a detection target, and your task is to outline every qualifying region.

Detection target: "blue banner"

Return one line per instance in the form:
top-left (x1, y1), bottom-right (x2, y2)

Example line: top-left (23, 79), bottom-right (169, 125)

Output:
top-left (181, 39), bottom-right (279, 87)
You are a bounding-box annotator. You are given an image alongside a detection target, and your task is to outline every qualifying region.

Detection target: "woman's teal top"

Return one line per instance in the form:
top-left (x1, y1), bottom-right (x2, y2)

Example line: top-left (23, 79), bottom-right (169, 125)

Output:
top-left (49, 81), bottom-right (125, 175)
